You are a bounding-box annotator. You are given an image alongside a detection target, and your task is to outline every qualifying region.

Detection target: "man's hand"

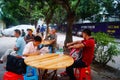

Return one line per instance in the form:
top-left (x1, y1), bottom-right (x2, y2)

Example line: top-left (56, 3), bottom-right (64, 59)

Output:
top-left (14, 46), bottom-right (18, 51)
top-left (68, 45), bottom-right (74, 49)
top-left (50, 39), bottom-right (55, 44)
top-left (66, 43), bottom-right (72, 47)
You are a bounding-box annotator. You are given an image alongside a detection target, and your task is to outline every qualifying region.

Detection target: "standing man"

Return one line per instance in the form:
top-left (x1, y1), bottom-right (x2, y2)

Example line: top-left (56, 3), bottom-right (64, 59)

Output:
top-left (66, 29), bottom-right (95, 80)
top-left (0, 29), bottom-right (26, 63)
top-left (40, 25), bottom-right (45, 37)
top-left (24, 29), bottom-right (35, 44)
top-left (21, 29), bottom-right (26, 37)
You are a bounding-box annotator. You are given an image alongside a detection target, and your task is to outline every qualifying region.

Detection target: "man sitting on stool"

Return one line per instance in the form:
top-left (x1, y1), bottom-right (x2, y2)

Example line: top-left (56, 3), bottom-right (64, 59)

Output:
top-left (66, 29), bottom-right (95, 80)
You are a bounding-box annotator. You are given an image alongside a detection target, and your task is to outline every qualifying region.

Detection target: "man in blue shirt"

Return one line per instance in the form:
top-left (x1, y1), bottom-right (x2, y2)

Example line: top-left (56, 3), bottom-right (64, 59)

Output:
top-left (14, 29), bottom-right (26, 56)
top-left (0, 29), bottom-right (26, 63)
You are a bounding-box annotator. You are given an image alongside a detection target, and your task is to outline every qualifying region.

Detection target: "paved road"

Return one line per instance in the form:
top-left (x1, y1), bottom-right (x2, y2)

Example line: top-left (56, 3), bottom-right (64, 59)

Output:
top-left (0, 37), bottom-right (16, 57)
top-left (0, 37), bottom-right (16, 79)
top-left (0, 35), bottom-right (120, 80)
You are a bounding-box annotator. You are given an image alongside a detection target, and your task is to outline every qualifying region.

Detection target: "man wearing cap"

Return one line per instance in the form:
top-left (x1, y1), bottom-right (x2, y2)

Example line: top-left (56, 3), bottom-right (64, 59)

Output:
top-left (24, 29), bottom-right (35, 44)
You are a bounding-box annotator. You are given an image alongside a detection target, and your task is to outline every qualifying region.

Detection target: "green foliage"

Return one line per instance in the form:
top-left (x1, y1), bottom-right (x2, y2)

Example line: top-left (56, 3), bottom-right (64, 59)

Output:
top-left (102, 0), bottom-right (114, 15)
top-left (77, 0), bottom-right (99, 20)
top-left (0, 0), bottom-right (31, 27)
top-left (93, 32), bottom-right (120, 65)
top-left (93, 32), bottom-right (114, 46)
top-left (51, 6), bottom-right (66, 25)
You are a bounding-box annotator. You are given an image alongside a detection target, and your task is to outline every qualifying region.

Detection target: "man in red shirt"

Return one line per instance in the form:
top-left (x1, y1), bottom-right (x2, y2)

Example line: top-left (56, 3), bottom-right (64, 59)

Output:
top-left (66, 29), bottom-right (95, 80)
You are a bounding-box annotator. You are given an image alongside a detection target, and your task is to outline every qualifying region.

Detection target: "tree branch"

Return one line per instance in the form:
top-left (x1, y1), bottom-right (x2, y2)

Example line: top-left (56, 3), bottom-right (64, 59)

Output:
top-left (74, 0), bottom-right (80, 9)
top-left (52, 0), bottom-right (71, 13)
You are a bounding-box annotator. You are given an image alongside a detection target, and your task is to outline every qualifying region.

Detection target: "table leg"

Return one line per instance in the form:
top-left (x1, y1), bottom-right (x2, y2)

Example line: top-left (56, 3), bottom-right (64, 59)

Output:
top-left (38, 69), bottom-right (42, 80)
top-left (38, 69), bottom-right (58, 80)
top-left (42, 69), bottom-right (48, 79)
top-left (51, 70), bottom-right (57, 80)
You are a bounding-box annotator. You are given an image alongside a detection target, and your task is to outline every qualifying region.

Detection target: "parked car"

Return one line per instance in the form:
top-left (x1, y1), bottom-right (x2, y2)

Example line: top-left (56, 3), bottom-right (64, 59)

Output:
top-left (2, 25), bottom-right (35, 37)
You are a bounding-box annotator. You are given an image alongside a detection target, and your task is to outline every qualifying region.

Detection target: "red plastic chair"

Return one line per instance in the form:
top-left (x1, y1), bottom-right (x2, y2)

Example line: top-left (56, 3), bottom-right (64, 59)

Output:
top-left (74, 66), bottom-right (91, 80)
top-left (3, 71), bottom-right (24, 80)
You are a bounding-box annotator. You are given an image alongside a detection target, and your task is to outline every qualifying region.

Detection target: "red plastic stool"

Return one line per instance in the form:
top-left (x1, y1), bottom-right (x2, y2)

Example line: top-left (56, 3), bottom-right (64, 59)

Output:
top-left (3, 71), bottom-right (24, 80)
top-left (74, 66), bottom-right (91, 80)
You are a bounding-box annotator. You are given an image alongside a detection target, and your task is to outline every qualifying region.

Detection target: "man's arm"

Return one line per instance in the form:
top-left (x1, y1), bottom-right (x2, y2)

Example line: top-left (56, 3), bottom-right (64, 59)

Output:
top-left (14, 46), bottom-right (19, 51)
top-left (67, 41), bottom-right (81, 47)
top-left (23, 52), bottom-right (39, 57)
top-left (50, 39), bottom-right (56, 44)
top-left (68, 43), bottom-right (85, 49)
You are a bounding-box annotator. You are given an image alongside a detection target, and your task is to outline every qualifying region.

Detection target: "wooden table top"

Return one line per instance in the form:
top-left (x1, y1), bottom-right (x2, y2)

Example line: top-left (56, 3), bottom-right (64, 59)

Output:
top-left (24, 54), bottom-right (74, 70)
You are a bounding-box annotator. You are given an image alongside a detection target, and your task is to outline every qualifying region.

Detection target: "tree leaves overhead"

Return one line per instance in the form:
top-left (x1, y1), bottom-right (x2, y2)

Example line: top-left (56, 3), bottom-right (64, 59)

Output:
top-left (0, 0), bottom-right (31, 27)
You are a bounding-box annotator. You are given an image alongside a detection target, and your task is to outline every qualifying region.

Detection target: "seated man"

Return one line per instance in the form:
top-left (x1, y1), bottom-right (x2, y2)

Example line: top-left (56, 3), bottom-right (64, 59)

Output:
top-left (66, 29), bottom-right (95, 80)
top-left (0, 29), bottom-right (26, 63)
top-left (23, 36), bottom-right (49, 57)
top-left (24, 29), bottom-right (35, 44)
top-left (45, 29), bottom-right (57, 53)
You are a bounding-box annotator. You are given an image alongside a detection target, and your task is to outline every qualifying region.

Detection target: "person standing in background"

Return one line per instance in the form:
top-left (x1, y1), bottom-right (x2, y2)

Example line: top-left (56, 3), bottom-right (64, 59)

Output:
top-left (36, 26), bottom-right (43, 38)
top-left (21, 29), bottom-right (26, 37)
top-left (40, 25), bottom-right (45, 37)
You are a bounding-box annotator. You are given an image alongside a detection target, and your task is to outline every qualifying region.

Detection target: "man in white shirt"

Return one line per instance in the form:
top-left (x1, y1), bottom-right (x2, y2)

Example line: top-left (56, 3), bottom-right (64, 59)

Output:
top-left (23, 36), bottom-right (49, 56)
top-left (23, 36), bottom-right (42, 56)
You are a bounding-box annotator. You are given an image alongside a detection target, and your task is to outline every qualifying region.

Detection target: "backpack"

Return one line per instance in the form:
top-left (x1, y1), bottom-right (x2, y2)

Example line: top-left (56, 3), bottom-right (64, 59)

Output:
top-left (70, 48), bottom-right (83, 60)
top-left (6, 55), bottom-right (27, 74)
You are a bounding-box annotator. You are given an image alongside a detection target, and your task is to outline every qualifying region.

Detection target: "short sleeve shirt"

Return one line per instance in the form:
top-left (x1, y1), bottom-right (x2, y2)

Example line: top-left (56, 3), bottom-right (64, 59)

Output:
top-left (40, 26), bottom-right (45, 33)
top-left (45, 34), bottom-right (57, 47)
top-left (16, 37), bottom-right (26, 56)
top-left (81, 38), bottom-right (95, 66)
top-left (22, 42), bottom-right (38, 55)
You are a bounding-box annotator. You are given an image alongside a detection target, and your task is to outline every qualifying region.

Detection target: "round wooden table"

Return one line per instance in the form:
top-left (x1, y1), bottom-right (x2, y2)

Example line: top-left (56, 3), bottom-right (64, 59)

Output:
top-left (24, 53), bottom-right (74, 80)
top-left (24, 53), bottom-right (74, 70)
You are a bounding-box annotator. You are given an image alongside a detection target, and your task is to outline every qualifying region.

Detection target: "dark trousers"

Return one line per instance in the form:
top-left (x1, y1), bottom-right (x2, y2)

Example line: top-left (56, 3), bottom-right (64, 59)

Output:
top-left (41, 32), bottom-right (44, 37)
top-left (66, 59), bottom-right (87, 80)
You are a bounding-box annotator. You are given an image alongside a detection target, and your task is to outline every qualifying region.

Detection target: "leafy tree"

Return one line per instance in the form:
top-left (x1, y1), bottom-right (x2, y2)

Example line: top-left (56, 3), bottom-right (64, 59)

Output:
top-left (1, 0), bottom-right (100, 47)
top-left (51, 6), bottom-right (67, 29)
top-left (52, 0), bottom-right (99, 47)
top-left (25, 0), bottom-right (99, 47)
top-left (96, 0), bottom-right (120, 22)
top-left (0, 0), bottom-right (30, 27)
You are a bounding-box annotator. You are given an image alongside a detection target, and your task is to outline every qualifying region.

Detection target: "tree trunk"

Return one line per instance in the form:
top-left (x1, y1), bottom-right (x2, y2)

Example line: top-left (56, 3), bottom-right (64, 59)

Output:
top-left (64, 12), bottom-right (75, 52)
top-left (46, 23), bottom-right (49, 37)
top-left (64, 20), bottom-right (73, 45)
top-left (64, 12), bottom-right (75, 44)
